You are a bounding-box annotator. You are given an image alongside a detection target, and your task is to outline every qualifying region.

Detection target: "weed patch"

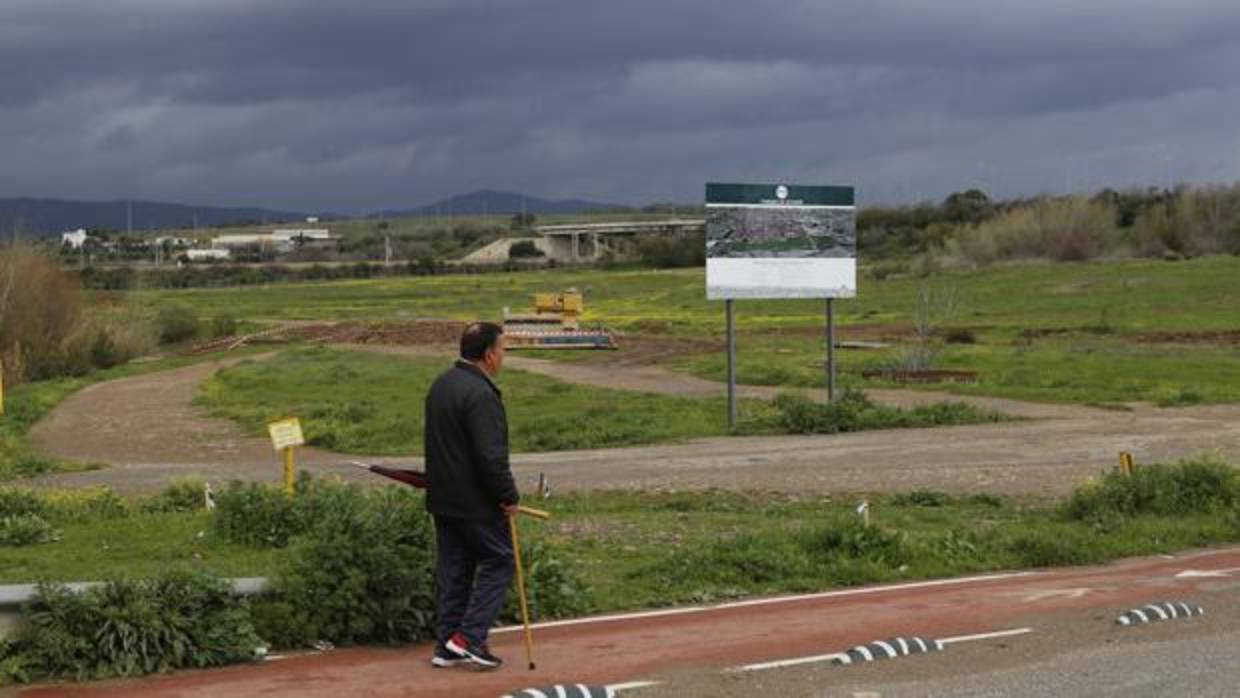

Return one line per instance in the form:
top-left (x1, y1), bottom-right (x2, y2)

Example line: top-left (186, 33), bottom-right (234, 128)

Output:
top-left (1063, 456), bottom-right (1239, 520)
top-left (765, 389), bottom-right (1007, 434)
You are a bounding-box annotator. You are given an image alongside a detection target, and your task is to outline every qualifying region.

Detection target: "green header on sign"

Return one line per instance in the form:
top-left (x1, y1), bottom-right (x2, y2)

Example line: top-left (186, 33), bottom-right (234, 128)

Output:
top-left (706, 182), bottom-right (854, 206)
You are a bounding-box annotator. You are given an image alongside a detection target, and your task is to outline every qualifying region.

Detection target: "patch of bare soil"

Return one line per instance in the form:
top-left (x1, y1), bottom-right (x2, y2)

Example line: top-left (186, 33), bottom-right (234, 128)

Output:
top-left (1132, 329), bottom-right (1240, 345)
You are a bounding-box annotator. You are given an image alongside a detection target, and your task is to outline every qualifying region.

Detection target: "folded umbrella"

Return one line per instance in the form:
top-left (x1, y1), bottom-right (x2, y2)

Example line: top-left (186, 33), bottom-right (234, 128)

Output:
top-left (347, 461), bottom-right (549, 519)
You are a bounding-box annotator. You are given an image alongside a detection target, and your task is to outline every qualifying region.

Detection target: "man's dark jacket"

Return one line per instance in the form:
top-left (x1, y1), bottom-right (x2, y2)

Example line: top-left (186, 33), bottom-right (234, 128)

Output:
top-left (424, 360), bottom-right (519, 519)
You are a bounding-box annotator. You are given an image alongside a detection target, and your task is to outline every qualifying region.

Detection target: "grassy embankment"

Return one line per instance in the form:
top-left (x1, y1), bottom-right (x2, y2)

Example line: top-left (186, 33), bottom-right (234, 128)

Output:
top-left (3, 459), bottom-right (1237, 613)
top-left (131, 255), bottom-right (1240, 406)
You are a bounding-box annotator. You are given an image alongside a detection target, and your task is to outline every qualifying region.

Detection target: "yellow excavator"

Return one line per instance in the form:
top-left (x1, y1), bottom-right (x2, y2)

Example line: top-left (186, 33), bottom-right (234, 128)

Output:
top-left (503, 291), bottom-right (617, 349)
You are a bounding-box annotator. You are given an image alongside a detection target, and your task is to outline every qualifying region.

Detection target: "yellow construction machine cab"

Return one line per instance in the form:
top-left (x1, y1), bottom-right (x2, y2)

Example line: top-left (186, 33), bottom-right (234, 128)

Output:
top-left (502, 289), bottom-right (615, 349)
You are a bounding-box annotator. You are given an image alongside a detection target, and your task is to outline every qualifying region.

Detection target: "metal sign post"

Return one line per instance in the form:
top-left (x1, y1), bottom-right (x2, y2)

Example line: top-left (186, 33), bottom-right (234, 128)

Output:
top-left (268, 417), bottom-right (306, 496)
top-left (826, 299), bottom-right (836, 402)
top-left (726, 299), bottom-right (737, 429)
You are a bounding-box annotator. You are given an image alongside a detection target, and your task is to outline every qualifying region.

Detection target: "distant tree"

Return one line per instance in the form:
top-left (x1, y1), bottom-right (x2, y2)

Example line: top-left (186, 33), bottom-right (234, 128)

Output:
top-left (942, 189), bottom-right (994, 224)
top-left (510, 213), bottom-right (537, 230)
top-left (508, 240), bottom-right (544, 258)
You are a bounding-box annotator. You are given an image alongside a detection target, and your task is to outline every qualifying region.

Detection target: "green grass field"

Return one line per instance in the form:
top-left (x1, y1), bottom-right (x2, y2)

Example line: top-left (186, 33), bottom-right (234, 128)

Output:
top-left (194, 347), bottom-right (1003, 454)
top-left (195, 347), bottom-right (742, 454)
top-left (129, 255), bottom-right (1240, 405)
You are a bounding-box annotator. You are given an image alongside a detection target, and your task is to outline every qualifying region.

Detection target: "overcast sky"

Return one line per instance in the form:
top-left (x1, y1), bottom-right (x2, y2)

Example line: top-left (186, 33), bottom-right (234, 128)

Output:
top-left (4, 0), bottom-right (1240, 211)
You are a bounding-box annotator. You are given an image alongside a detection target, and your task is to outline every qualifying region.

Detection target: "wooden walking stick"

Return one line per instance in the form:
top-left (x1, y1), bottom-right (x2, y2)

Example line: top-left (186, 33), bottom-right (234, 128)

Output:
top-left (509, 511), bottom-right (537, 670)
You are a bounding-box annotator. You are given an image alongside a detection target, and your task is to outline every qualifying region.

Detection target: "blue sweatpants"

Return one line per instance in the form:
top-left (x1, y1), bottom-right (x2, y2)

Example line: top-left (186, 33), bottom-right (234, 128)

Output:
top-left (433, 514), bottom-right (515, 647)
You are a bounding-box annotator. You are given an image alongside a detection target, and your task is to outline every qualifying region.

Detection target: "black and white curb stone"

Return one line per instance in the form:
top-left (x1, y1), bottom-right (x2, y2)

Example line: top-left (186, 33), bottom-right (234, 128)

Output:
top-left (1116, 601), bottom-right (1204, 626)
top-left (502, 685), bottom-right (614, 698)
top-left (831, 637), bottom-right (944, 665)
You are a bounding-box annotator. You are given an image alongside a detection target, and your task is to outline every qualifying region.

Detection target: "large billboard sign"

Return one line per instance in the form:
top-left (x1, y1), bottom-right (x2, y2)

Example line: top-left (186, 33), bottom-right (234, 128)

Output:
top-left (705, 182), bottom-right (856, 299)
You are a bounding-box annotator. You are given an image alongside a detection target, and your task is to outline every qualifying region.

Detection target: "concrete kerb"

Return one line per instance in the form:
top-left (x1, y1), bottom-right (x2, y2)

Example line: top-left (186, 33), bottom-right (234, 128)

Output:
top-left (0, 578), bottom-right (269, 638)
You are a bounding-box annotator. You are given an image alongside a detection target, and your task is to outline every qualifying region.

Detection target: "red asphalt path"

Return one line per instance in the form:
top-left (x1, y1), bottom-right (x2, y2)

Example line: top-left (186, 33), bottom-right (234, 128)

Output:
top-left (18, 546), bottom-right (1240, 698)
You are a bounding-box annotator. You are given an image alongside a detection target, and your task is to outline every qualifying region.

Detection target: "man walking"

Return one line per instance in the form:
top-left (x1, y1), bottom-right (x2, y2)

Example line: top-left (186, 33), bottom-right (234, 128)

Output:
top-left (424, 321), bottom-right (520, 670)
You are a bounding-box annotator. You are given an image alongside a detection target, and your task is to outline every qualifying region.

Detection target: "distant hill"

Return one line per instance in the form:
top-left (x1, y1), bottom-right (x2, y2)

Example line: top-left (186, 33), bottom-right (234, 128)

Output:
top-left (387, 190), bottom-right (625, 217)
top-left (0, 190), bottom-right (626, 238)
top-left (0, 198), bottom-right (315, 237)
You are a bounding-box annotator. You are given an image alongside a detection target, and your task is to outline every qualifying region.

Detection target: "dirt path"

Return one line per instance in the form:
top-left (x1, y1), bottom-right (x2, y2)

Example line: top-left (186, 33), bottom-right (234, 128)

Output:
top-left (15, 547), bottom-right (1240, 698)
top-left (25, 348), bottom-right (1240, 496)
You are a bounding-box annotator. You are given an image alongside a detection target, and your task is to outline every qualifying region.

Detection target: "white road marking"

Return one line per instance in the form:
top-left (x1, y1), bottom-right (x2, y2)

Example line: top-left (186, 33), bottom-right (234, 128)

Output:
top-left (609, 681), bottom-right (662, 693)
top-left (730, 652), bottom-right (851, 672)
top-left (493, 571), bottom-right (1038, 635)
top-left (939, 627), bottom-right (1034, 645)
top-left (1174, 566), bottom-right (1240, 578)
top-left (1021, 588), bottom-right (1092, 602)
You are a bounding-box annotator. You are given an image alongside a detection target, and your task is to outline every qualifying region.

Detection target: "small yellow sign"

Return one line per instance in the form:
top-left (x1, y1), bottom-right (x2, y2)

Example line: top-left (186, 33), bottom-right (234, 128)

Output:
top-left (268, 418), bottom-right (305, 452)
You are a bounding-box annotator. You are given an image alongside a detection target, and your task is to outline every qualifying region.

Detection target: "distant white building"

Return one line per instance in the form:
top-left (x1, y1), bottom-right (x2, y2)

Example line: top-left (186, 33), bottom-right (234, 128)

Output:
top-left (271, 228), bottom-right (332, 243)
top-left (186, 248), bottom-right (231, 262)
top-left (154, 236), bottom-right (192, 247)
top-left (212, 234), bottom-right (272, 248)
top-left (61, 228), bottom-right (88, 249)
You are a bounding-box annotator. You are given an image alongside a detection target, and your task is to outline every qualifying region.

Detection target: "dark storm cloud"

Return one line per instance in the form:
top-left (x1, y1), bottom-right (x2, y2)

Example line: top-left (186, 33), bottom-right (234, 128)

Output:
top-left (3, 0), bottom-right (1240, 210)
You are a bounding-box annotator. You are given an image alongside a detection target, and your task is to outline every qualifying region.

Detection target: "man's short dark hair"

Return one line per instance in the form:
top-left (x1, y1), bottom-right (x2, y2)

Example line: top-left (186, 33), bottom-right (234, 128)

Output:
top-left (460, 322), bottom-right (504, 361)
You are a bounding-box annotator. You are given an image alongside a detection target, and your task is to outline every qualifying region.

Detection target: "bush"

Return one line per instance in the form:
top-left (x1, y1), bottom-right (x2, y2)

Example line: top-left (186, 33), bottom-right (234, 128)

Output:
top-left (0, 246), bottom-right (85, 381)
top-left (0, 514), bottom-right (61, 546)
top-left (635, 232), bottom-right (705, 268)
top-left (1064, 457), bottom-right (1240, 520)
top-left (508, 240), bottom-right (544, 259)
top-left (770, 390), bottom-right (1005, 435)
top-left (155, 304), bottom-right (201, 344)
top-left (890, 490), bottom-right (952, 507)
top-left (1002, 527), bottom-right (1102, 567)
top-left (12, 569), bottom-right (261, 680)
top-left (211, 481), bottom-right (299, 547)
top-left (952, 196), bottom-right (1120, 264)
top-left (39, 487), bottom-right (128, 523)
top-left (799, 517), bottom-right (907, 565)
top-left (143, 478), bottom-right (208, 514)
top-left (0, 487), bottom-right (44, 518)
top-left (211, 315), bottom-right (238, 338)
top-left (503, 540), bottom-right (589, 623)
top-left (261, 484), bottom-right (436, 647)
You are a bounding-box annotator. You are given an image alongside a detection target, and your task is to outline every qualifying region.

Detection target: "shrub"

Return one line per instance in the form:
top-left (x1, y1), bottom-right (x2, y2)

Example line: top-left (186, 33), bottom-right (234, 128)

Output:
top-left (211, 315), bottom-right (238, 338)
top-left (770, 390), bottom-right (1003, 435)
top-left (952, 196), bottom-right (1120, 264)
top-left (211, 481), bottom-right (299, 547)
top-left (890, 490), bottom-right (951, 507)
top-left (0, 514), bottom-right (61, 546)
top-left (39, 487), bottom-right (128, 523)
top-left (503, 540), bottom-right (589, 623)
top-left (0, 245), bottom-right (86, 382)
top-left (1063, 457), bottom-right (1240, 520)
top-left (635, 231), bottom-right (705, 268)
top-left (508, 240), bottom-right (544, 259)
top-left (143, 478), bottom-right (208, 514)
top-left (262, 485), bottom-right (436, 647)
top-left (0, 488), bottom-right (44, 518)
top-left (12, 569), bottom-right (261, 680)
top-left (0, 638), bottom-right (29, 684)
top-left (799, 518), bottom-right (907, 565)
top-left (155, 304), bottom-right (201, 344)
top-left (1003, 527), bottom-right (1102, 567)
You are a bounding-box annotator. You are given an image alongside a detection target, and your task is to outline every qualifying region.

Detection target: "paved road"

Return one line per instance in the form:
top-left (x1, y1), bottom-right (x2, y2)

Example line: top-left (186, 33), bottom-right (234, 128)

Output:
top-left (13, 547), bottom-right (1239, 698)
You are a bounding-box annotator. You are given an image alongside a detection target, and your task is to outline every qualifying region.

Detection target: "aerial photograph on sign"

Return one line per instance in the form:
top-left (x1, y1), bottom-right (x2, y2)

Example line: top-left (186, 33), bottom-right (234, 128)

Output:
top-left (705, 206), bottom-right (856, 258)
